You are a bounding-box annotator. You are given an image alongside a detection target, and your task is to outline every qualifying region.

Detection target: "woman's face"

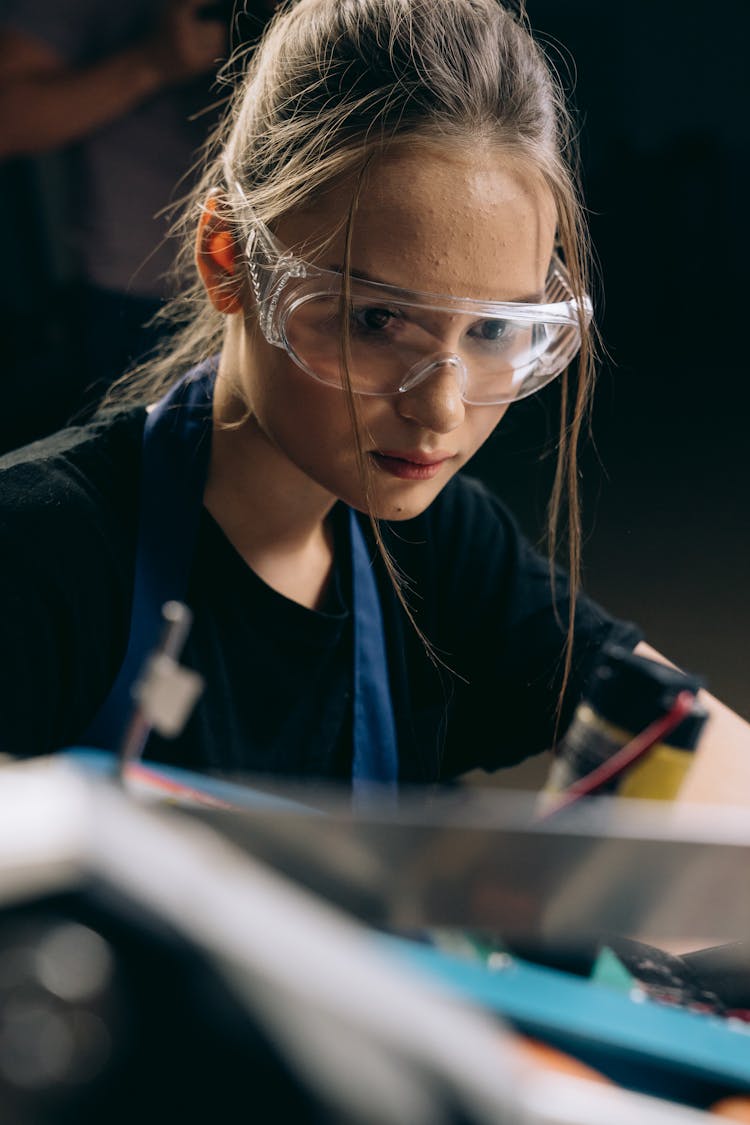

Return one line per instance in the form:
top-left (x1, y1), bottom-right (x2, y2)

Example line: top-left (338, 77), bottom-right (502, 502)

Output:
top-left (235, 146), bottom-right (557, 521)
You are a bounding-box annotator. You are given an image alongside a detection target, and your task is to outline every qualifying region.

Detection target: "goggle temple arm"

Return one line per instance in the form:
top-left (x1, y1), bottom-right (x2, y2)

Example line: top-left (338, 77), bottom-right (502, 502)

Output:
top-left (243, 224), bottom-right (309, 348)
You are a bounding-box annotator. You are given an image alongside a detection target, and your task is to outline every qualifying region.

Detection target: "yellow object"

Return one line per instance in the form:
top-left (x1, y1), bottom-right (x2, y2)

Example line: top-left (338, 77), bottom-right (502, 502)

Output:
top-left (617, 742), bottom-right (693, 800)
top-left (543, 705), bottom-right (695, 801)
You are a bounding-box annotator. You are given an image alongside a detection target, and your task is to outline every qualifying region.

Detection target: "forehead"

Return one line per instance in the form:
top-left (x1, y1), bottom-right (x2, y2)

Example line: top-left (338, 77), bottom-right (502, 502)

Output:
top-left (276, 146), bottom-right (557, 302)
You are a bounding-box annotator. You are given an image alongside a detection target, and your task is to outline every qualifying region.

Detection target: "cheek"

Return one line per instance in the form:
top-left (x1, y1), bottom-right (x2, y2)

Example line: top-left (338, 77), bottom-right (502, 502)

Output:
top-left (246, 345), bottom-right (341, 434)
top-left (249, 342), bottom-right (398, 453)
top-left (246, 345), bottom-right (364, 472)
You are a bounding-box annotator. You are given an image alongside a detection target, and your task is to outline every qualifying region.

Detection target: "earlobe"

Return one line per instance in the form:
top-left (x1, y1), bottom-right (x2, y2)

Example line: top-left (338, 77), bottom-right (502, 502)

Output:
top-left (196, 198), bottom-right (243, 315)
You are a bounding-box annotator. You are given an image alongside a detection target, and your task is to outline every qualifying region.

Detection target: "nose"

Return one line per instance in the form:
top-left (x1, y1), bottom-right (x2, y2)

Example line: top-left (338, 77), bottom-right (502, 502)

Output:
top-left (395, 353), bottom-right (467, 433)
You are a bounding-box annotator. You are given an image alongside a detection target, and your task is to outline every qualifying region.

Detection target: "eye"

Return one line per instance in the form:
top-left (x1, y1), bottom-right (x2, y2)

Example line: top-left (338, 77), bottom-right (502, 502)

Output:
top-left (474, 319), bottom-right (506, 341)
top-left (353, 306), bottom-right (399, 332)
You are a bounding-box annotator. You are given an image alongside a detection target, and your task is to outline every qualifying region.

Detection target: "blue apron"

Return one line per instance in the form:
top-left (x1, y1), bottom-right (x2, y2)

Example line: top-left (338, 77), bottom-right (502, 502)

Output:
top-left (83, 361), bottom-right (399, 796)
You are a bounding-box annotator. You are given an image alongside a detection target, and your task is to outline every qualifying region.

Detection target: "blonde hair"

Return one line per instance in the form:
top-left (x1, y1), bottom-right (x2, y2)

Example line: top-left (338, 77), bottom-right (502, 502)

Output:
top-left (103, 0), bottom-right (596, 738)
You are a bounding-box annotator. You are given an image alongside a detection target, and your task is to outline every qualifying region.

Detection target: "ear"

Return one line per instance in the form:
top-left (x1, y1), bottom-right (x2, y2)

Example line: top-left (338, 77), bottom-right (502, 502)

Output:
top-left (196, 197), bottom-right (243, 315)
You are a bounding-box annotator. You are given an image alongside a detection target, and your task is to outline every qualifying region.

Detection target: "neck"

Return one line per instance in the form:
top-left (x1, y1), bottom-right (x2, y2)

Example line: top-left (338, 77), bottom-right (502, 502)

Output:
top-left (204, 363), bottom-right (339, 610)
top-left (206, 371), bottom-right (337, 550)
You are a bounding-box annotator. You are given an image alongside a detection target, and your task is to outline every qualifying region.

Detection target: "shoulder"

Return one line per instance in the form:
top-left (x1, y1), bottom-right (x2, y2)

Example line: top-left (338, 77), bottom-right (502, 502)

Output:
top-left (0, 409), bottom-right (144, 524)
top-left (0, 411), bottom-right (145, 754)
top-left (0, 409), bottom-right (145, 590)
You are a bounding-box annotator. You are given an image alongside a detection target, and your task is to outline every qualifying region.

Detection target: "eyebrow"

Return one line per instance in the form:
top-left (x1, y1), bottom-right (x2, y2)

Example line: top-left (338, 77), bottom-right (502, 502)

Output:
top-left (330, 264), bottom-right (545, 303)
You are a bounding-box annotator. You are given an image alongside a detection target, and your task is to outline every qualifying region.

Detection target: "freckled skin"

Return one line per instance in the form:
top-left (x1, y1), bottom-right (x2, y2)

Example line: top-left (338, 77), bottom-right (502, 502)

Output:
top-left (215, 146), bottom-right (557, 525)
top-left (348, 148), bottom-right (555, 302)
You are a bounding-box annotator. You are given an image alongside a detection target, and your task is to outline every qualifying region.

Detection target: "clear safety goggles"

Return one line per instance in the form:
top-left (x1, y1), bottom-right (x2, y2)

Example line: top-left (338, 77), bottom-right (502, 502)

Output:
top-left (235, 195), bottom-right (593, 406)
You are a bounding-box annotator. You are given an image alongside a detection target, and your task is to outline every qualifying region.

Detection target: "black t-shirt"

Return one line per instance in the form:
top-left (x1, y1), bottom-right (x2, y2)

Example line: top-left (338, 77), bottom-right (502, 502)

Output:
top-left (0, 410), bottom-right (642, 781)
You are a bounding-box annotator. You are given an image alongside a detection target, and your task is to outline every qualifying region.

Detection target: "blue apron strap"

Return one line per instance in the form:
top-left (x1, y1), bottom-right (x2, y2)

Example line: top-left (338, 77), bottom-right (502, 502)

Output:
top-left (349, 508), bottom-right (399, 799)
top-left (82, 360), bottom-right (399, 793)
top-left (81, 365), bottom-right (215, 749)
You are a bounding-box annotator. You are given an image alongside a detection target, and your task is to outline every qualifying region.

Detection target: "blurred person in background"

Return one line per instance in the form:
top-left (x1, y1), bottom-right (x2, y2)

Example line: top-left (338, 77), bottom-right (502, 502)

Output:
top-left (0, 0), bottom-right (276, 451)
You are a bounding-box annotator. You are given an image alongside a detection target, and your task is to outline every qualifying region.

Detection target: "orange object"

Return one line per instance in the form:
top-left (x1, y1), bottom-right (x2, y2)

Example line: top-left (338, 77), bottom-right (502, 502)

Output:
top-left (513, 1036), bottom-right (611, 1084)
top-left (710, 1098), bottom-right (750, 1121)
top-left (208, 231), bottom-right (235, 274)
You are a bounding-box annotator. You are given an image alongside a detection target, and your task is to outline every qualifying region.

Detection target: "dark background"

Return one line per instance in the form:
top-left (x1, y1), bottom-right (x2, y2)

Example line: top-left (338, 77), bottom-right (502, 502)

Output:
top-left (0, 1), bottom-right (748, 716)
top-left (471, 0), bottom-right (750, 719)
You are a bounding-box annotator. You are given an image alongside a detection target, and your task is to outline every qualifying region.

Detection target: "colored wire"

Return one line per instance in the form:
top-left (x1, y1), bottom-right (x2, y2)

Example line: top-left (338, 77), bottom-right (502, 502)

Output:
top-left (538, 690), bottom-right (697, 821)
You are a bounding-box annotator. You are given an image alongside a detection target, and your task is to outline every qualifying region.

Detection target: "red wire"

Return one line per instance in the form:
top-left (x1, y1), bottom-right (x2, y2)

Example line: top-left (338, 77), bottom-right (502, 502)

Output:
top-left (538, 689), bottom-right (697, 821)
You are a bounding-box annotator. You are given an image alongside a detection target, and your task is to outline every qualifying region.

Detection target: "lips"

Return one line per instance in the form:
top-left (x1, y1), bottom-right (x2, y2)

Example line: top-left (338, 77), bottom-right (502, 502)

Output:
top-left (377, 449), bottom-right (453, 466)
top-left (370, 448), bottom-right (454, 481)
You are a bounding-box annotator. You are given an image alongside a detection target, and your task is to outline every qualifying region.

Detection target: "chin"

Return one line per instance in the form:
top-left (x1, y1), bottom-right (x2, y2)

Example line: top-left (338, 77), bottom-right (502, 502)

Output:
top-left (367, 487), bottom-right (443, 523)
top-left (336, 465), bottom-right (455, 522)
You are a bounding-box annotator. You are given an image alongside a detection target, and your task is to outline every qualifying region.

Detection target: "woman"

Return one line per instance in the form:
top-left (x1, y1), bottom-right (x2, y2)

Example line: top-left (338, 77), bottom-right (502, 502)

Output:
top-left (1, 0), bottom-right (747, 800)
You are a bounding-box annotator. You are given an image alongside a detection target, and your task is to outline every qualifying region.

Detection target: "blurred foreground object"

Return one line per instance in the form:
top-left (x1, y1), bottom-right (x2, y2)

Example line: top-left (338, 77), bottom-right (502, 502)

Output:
top-left (0, 756), bottom-right (730, 1124)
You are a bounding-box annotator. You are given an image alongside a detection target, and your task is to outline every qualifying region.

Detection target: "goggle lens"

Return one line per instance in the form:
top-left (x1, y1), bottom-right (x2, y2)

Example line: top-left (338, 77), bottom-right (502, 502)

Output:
top-left (283, 292), bottom-right (579, 404)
